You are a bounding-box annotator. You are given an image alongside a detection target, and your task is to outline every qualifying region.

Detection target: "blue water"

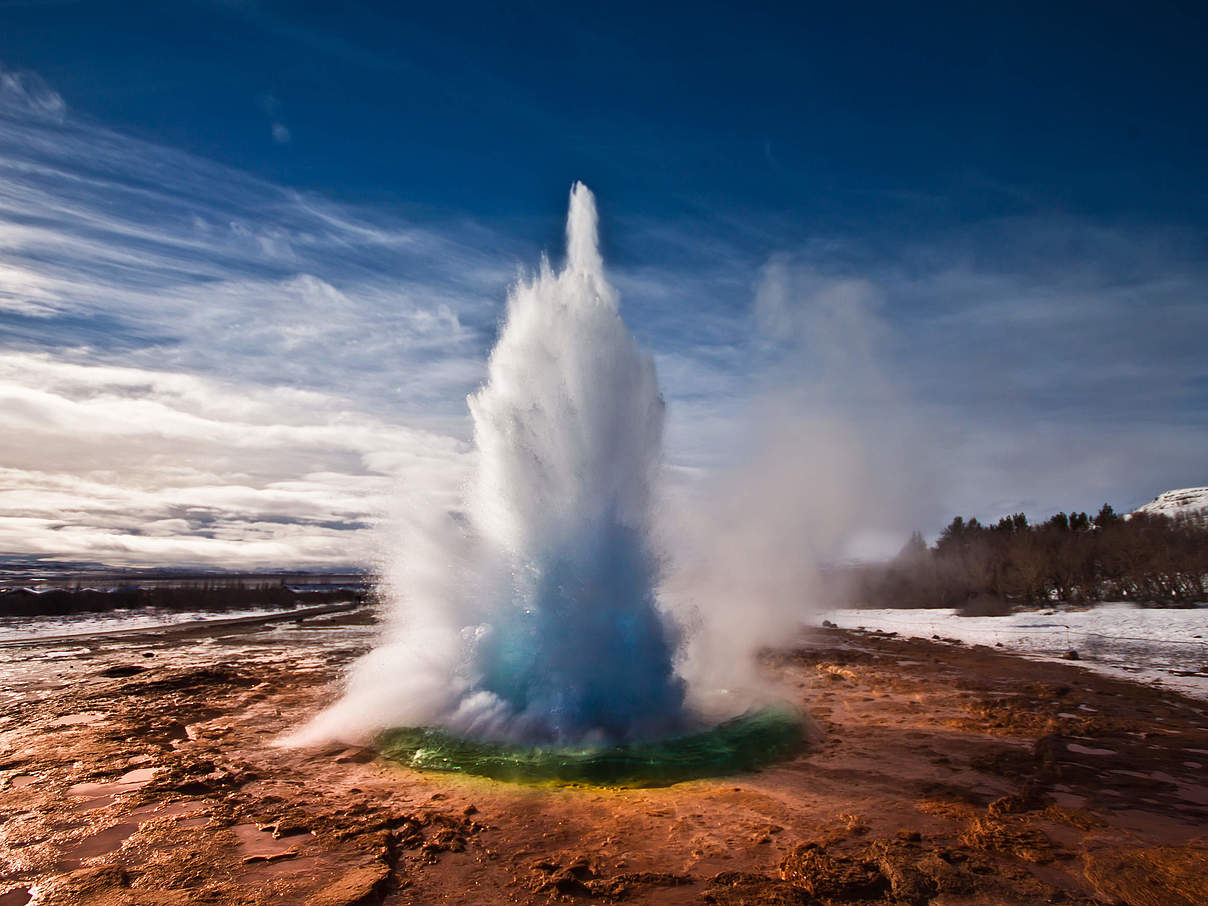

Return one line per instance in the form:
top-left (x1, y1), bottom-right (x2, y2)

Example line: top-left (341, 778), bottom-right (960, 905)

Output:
top-left (476, 521), bottom-right (684, 741)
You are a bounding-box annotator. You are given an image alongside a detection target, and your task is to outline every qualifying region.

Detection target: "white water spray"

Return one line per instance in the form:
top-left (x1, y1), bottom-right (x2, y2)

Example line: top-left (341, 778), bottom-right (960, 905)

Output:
top-left (299, 183), bottom-right (689, 745)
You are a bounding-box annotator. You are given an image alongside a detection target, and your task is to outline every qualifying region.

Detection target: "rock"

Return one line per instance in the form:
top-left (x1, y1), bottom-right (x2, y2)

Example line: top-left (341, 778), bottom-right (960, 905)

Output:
top-left (241, 850), bottom-right (298, 864)
top-left (30, 865), bottom-right (138, 905)
top-left (960, 815), bottom-right (1056, 864)
top-left (1063, 649), bottom-right (1080, 660)
top-left (914, 850), bottom-right (988, 898)
top-left (705, 871), bottom-right (815, 905)
top-left (259, 818), bottom-right (311, 838)
top-left (1083, 845), bottom-right (1208, 906)
top-left (531, 857), bottom-right (596, 895)
top-left (868, 842), bottom-right (937, 906)
top-left (987, 786), bottom-right (1049, 817)
top-left (306, 864), bottom-right (392, 906)
top-left (779, 843), bottom-right (887, 901)
top-left (98, 665), bottom-right (146, 678)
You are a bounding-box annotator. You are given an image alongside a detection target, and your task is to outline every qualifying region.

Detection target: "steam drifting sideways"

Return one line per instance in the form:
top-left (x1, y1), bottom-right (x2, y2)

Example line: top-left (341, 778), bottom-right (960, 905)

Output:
top-left (295, 183), bottom-right (791, 753)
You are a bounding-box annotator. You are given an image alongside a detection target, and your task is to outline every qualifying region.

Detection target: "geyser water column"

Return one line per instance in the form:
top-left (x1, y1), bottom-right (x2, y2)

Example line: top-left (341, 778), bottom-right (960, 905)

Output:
top-left (462, 182), bottom-right (684, 743)
top-left (298, 183), bottom-right (804, 782)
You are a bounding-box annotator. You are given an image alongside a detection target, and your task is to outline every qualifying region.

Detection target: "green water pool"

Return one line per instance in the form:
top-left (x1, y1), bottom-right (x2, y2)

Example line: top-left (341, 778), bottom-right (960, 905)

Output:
top-left (376, 706), bottom-right (805, 787)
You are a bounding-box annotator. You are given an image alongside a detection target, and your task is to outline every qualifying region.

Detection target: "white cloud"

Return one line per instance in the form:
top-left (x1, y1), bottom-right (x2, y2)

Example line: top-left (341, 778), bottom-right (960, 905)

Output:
top-left (0, 67), bottom-right (65, 122)
top-left (0, 352), bottom-right (471, 567)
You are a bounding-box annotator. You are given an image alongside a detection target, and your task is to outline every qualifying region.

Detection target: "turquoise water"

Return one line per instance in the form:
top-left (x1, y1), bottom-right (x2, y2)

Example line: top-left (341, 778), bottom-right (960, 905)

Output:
top-left (376, 706), bottom-right (805, 787)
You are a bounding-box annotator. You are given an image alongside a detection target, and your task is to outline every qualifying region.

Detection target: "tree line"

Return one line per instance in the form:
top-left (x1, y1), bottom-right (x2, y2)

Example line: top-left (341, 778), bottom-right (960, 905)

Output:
top-left (849, 504), bottom-right (1208, 611)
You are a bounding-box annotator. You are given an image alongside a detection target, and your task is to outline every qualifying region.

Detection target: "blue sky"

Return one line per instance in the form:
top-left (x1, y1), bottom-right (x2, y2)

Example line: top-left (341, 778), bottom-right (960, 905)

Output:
top-left (0, 1), bottom-right (1205, 566)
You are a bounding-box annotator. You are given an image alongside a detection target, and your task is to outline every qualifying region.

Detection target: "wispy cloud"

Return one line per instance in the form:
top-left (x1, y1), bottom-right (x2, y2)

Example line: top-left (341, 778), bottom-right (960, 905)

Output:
top-left (0, 66), bottom-right (524, 412)
top-left (0, 67), bottom-right (503, 565)
top-left (0, 67), bottom-right (65, 122)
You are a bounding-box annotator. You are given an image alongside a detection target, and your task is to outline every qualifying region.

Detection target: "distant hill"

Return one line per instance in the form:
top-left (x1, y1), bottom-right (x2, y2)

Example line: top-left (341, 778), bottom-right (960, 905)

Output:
top-left (1133, 487), bottom-right (1208, 524)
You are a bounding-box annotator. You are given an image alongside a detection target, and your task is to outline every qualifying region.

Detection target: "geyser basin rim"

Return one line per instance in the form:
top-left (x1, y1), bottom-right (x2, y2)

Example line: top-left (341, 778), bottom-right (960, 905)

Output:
top-left (374, 705), bottom-right (806, 787)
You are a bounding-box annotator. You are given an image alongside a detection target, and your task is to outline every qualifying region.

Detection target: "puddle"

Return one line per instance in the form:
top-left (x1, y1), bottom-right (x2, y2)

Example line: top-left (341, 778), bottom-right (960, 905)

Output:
top-left (68, 781), bottom-right (114, 799)
top-left (129, 800), bottom-right (205, 822)
top-left (47, 711), bottom-right (105, 728)
top-left (68, 766), bottom-right (159, 809)
top-left (70, 821), bottom-right (138, 860)
top-left (239, 853), bottom-right (325, 884)
top-left (119, 767), bottom-right (157, 784)
top-left (9, 774), bottom-right (38, 789)
top-left (71, 794), bottom-right (115, 812)
top-left (0, 888), bottom-right (31, 906)
top-left (232, 823), bottom-right (299, 861)
top-left (62, 799), bottom-right (209, 859)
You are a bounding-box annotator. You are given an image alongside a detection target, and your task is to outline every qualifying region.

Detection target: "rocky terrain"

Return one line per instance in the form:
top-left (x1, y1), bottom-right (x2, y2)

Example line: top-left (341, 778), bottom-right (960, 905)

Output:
top-left (1, 612), bottom-right (1206, 905)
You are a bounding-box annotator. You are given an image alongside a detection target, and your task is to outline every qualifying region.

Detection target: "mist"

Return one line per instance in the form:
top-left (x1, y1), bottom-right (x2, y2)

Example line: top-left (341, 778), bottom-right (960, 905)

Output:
top-left (292, 186), bottom-right (929, 748)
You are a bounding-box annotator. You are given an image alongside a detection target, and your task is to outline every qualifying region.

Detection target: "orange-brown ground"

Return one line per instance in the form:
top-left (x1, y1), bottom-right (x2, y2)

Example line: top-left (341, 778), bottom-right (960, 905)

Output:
top-left (1, 613), bottom-right (1206, 905)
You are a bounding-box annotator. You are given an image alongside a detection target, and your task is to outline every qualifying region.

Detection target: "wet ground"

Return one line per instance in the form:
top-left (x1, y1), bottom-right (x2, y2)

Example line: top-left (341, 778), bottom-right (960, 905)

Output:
top-left (2, 611), bottom-right (1206, 905)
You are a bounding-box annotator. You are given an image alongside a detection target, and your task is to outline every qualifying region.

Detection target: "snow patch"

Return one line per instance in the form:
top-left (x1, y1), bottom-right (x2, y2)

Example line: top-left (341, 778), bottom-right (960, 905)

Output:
top-left (1133, 486), bottom-right (1208, 522)
top-left (816, 602), bottom-right (1208, 699)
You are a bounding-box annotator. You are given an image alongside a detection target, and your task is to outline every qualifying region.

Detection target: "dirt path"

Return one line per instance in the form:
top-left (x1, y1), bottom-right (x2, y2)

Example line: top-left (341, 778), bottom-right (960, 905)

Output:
top-left (2, 618), bottom-right (1206, 905)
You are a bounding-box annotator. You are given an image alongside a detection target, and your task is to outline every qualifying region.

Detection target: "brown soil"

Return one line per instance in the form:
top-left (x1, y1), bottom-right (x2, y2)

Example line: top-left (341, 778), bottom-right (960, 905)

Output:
top-left (2, 615), bottom-right (1207, 905)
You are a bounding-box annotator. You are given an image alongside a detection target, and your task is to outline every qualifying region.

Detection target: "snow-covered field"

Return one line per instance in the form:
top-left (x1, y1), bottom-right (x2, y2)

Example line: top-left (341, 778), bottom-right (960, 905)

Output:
top-left (816, 602), bottom-right (1208, 700)
top-left (0, 606), bottom-right (301, 643)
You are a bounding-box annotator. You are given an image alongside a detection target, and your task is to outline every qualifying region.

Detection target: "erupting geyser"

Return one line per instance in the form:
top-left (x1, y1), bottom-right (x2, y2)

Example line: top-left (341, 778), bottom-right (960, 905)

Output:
top-left (455, 180), bottom-right (683, 742)
top-left (297, 183), bottom-right (802, 779)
